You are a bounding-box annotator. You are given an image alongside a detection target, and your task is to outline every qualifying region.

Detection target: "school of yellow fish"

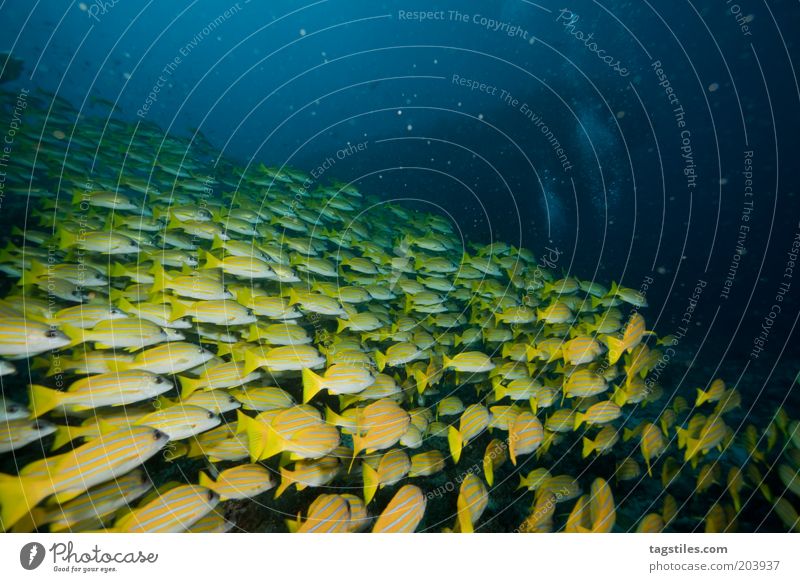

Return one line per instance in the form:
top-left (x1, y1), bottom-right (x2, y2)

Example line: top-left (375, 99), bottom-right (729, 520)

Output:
top-left (0, 91), bottom-right (798, 533)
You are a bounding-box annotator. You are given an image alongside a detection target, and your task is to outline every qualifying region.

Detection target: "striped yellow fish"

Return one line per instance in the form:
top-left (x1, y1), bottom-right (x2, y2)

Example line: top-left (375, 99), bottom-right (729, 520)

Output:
top-left (508, 411), bottom-right (544, 465)
top-left (179, 361), bottom-right (262, 398)
top-left (0, 418), bottom-right (55, 453)
top-left (582, 425), bottom-right (620, 458)
top-left (28, 370), bottom-right (172, 417)
top-left (448, 404), bottom-right (489, 463)
top-left (372, 485), bottom-right (426, 533)
top-left (0, 426), bottom-right (168, 529)
top-left (443, 351), bottom-right (495, 373)
top-left (0, 317), bottom-right (70, 359)
top-left (455, 473), bottom-right (488, 533)
top-left (61, 317), bottom-right (168, 350)
top-left (362, 449), bottom-right (411, 504)
top-left (640, 422), bottom-right (667, 476)
top-left (604, 312), bottom-right (649, 365)
top-left (31, 469), bottom-right (152, 532)
top-left (274, 456), bottom-right (340, 498)
top-left (292, 494), bottom-right (352, 533)
top-left (111, 485), bottom-right (218, 532)
top-left (134, 404), bottom-right (220, 441)
top-left (111, 342), bottom-right (214, 375)
top-left (573, 401), bottom-right (622, 429)
top-left (168, 298), bottom-right (256, 326)
top-left (409, 450), bottom-right (445, 477)
top-left (302, 364), bottom-right (375, 403)
top-left (243, 345), bottom-right (325, 375)
top-left (198, 464), bottom-right (275, 500)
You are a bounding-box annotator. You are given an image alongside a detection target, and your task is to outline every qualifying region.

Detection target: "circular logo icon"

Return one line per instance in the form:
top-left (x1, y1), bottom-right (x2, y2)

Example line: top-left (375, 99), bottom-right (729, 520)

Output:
top-left (20, 542), bottom-right (46, 570)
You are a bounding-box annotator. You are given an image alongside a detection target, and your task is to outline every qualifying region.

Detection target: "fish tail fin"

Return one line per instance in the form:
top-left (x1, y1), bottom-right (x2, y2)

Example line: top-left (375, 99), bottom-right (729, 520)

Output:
top-left (605, 335), bottom-right (625, 365)
top-left (335, 318), bottom-right (348, 334)
top-left (483, 455), bottom-right (494, 487)
top-left (60, 323), bottom-right (85, 349)
top-left (233, 286), bottom-right (252, 307)
top-left (285, 515), bottom-right (301, 533)
top-left (456, 494), bottom-right (474, 533)
top-left (28, 384), bottom-right (66, 418)
top-left (349, 436), bottom-right (362, 473)
top-left (362, 462), bottom-right (379, 505)
top-left (110, 261), bottom-right (129, 279)
top-left (257, 424), bottom-right (285, 461)
top-left (286, 288), bottom-right (300, 307)
top-left (611, 386), bottom-right (628, 407)
top-left (274, 467), bottom-right (293, 499)
top-left (573, 412), bottom-right (585, 431)
top-left (211, 235), bottom-right (225, 251)
top-left (696, 388), bottom-right (709, 406)
top-left (448, 426), bottom-right (464, 464)
top-left (374, 350), bottom-right (386, 373)
top-left (150, 263), bottom-right (168, 295)
top-left (301, 367), bottom-right (325, 403)
top-left (492, 378), bottom-right (506, 401)
top-left (51, 424), bottom-right (80, 451)
top-left (582, 437), bottom-right (596, 459)
top-left (165, 296), bottom-right (190, 321)
top-left (412, 369), bottom-right (428, 394)
top-left (178, 375), bottom-right (203, 399)
top-left (243, 348), bottom-right (265, 377)
top-left (324, 405), bottom-right (346, 428)
top-left (676, 427), bottom-right (689, 449)
top-left (58, 228), bottom-right (77, 251)
top-left (0, 474), bottom-right (49, 531)
top-left (684, 438), bottom-right (699, 462)
top-left (201, 249), bottom-right (222, 271)
top-left (234, 410), bottom-right (252, 436)
top-left (197, 471), bottom-right (216, 491)
top-left (19, 258), bottom-right (48, 287)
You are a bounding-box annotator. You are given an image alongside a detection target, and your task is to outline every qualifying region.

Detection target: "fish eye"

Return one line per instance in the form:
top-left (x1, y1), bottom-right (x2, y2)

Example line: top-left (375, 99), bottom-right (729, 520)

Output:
top-left (110, 307), bottom-right (121, 315)
top-left (197, 346), bottom-right (205, 353)
top-left (207, 411), bottom-right (215, 419)
top-left (44, 328), bottom-right (60, 338)
top-left (207, 490), bottom-right (216, 501)
top-left (154, 376), bottom-right (164, 384)
top-left (8, 405), bottom-right (19, 413)
top-left (246, 308), bottom-right (254, 316)
top-left (153, 429), bottom-right (167, 440)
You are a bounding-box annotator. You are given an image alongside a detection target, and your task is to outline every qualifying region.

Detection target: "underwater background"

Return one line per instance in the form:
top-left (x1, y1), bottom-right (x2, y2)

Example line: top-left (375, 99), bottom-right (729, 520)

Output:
top-left (0, 0), bottom-right (799, 533)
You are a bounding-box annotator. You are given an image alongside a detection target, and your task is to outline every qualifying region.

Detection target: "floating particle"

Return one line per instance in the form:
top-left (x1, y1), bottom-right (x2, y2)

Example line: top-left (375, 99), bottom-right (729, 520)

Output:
top-left (708, 83), bottom-right (719, 92)
top-left (300, 29), bottom-right (307, 36)
top-left (407, 125), bottom-right (413, 131)
top-left (52, 130), bottom-right (66, 140)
